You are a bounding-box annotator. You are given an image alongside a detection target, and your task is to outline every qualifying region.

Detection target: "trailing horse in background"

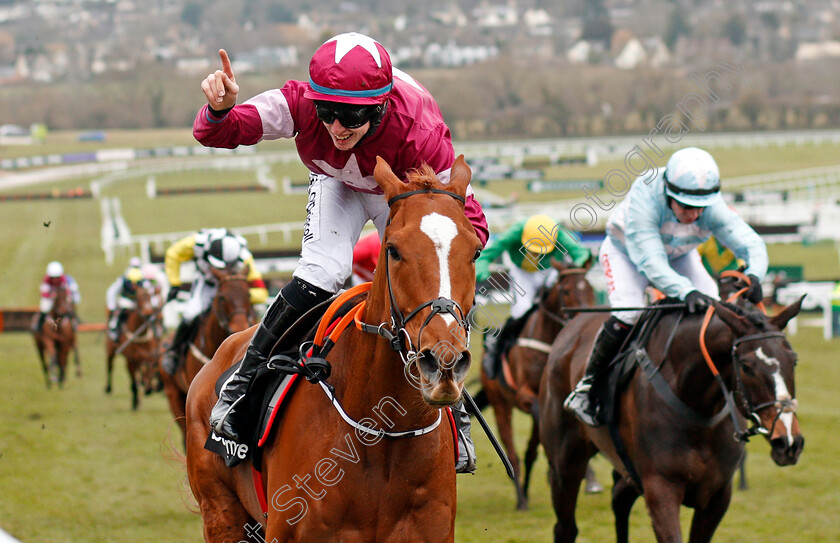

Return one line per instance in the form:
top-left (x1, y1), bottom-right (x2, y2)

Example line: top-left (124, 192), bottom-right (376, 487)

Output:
top-left (480, 260), bottom-right (595, 510)
top-left (162, 266), bottom-right (255, 444)
top-left (105, 283), bottom-right (161, 410)
top-left (539, 294), bottom-right (805, 543)
top-left (185, 156), bottom-right (479, 542)
top-left (33, 282), bottom-right (79, 388)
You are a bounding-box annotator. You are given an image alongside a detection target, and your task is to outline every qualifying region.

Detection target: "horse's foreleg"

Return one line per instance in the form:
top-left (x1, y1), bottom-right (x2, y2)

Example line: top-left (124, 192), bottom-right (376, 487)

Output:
top-left (687, 483), bottom-right (732, 543)
top-left (129, 361), bottom-right (140, 410)
top-left (73, 342), bottom-right (82, 377)
top-left (643, 476), bottom-right (686, 543)
top-left (612, 470), bottom-right (640, 543)
top-left (522, 416), bottom-right (540, 502)
top-left (105, 350), bottom-right (115, 394)
top-left (35, 337), bottom-right (51, 388)
top-left (545, 440), bottom-right (589, 543)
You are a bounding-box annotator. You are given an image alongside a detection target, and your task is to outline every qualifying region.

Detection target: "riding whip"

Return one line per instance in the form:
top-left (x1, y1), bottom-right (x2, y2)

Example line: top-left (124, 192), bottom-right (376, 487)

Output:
top-left (461, 389), bottom-right (515, 480)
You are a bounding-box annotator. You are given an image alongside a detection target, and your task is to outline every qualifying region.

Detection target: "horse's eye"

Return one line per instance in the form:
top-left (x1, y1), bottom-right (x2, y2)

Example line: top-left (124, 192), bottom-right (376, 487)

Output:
top-left (741, 363), bottom-right (755, 375)
top-left (387, 246), bottom-right (401, 261)
top-left (472, 249), bottom-right (481, 263)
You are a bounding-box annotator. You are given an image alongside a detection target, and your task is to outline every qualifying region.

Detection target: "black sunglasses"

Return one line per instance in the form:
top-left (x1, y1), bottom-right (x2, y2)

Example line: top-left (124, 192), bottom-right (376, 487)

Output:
top-left (314, 102), bottom-right (378, 129)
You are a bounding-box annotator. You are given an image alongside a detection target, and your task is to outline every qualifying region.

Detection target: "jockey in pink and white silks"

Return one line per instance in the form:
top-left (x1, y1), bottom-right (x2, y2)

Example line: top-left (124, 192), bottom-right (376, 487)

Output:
top-left (34, 261), bottom-right (81, 332)
top-left (194, 33), bottom-right (488, 472)
top-left (565, 147), bottom-right (768, 426)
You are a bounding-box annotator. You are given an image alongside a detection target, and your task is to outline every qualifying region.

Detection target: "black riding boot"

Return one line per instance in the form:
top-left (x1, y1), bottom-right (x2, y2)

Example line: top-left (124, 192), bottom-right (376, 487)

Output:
top-left (481, 316), bottom-right (522, 380)
top-left (564, 316), bottom-right (630, 427)
top-left (452, 401), bottom-right (477, 474)
top-left (162, 320), bottom-right (194, 375)
top-left (481, 331), bottom-right (501, 380)
top-left (209, 278), bottom-right (333, 442)
top-left (32, 312), bottom-right (47, 333)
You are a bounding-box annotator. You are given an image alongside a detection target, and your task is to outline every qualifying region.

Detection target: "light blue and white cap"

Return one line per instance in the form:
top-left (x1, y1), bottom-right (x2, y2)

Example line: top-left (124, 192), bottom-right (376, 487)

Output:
top-left (664, 147), bottom-right (722, 207)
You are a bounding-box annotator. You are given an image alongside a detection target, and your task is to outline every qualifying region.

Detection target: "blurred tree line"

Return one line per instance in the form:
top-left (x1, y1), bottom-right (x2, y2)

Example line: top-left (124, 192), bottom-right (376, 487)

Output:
top-left (0, 55), bottom-right (838, 139)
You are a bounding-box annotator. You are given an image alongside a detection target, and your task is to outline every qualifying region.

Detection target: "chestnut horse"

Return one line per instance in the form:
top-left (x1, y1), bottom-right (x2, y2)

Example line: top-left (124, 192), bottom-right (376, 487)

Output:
top-left (33, 282), bottom-right (79, 388)
top-left (105, 283), bottom-right (161, 410)
top-left (163, 266), bottom-right (255, 443)
top-left (185, 156), bottom-right (479, 542)
top-left (480, 260), bottom-right (594, 510)
top-left (539, 295), bottom-right (805, 543)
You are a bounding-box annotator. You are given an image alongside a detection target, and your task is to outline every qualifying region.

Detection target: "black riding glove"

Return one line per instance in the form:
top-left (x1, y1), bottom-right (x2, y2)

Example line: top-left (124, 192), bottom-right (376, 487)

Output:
top-left (166, 286), bottom-right (180, 302)
top-left (684, 290), bottom-right (711, 313)
top-left (745, 274), bottom-right (763, 303)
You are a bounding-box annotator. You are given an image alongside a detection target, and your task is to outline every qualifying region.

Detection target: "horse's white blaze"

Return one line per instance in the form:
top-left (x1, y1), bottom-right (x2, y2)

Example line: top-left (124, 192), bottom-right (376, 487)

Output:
top-left (755, 346), bottom-right (796, 444)
top-left (420, 212), bottom-right (457, 325)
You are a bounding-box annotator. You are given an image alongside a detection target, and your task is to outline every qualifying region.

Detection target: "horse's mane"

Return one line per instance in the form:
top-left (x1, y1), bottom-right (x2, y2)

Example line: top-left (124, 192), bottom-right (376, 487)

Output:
top-left (654, 297), bottom-right (769, 331)
top-left (717, 300), bottom-right (770, 331)
top-left (404, 164), bottom-right (443, 190)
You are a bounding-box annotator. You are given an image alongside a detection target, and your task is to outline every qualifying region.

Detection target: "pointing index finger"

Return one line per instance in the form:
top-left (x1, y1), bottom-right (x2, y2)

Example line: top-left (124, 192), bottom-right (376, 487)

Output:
top-left (219, 49), bottom-right (234, 80)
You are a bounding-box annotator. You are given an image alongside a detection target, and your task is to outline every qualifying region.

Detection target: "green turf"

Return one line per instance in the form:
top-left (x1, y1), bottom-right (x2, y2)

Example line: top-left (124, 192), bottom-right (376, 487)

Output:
top-left (0, 325), bottom-right (836, 542)
top-left (1, 131), bottom-right (839, 541)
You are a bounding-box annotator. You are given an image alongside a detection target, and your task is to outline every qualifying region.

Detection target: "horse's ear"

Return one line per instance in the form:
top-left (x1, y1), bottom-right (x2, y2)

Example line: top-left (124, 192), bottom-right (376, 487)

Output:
top-left (549, 258), bottom-right (567, 272)
top-left (447, 155), bottom-right (472, 200)
top-left (769, 294), bottom-right (805, 331)
top-left (711, 300), bottom-right (750, 336)
top-left (374, 156), bottom-right (406, 201)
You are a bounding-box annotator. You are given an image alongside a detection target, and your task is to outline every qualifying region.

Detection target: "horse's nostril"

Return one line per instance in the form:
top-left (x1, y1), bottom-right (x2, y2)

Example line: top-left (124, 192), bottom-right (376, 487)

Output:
top-left (417, 351), bottom-right (438, 378)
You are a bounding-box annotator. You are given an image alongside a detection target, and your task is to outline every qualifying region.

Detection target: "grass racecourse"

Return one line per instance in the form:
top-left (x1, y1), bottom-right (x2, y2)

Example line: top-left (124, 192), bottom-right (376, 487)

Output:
top-left (1, 130), bottom-right (839, 542)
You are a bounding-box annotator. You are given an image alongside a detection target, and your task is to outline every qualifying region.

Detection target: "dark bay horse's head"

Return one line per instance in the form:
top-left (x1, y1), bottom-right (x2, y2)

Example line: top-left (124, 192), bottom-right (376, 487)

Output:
top-left (373, 155), bottom-right (481, 406)
top-left (547, 258), bottom-right (595, 312)
top-left (208, 265), bottom-right (254, 334)
top-left (713, 297), bottom-right (805, 466)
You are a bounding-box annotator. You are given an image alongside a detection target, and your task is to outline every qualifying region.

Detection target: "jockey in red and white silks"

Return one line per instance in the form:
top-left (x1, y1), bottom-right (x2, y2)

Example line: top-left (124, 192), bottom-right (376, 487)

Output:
top-left (198, 33), bottom-right (484, 472)
top-left (194, 37), bottom-right (488, 294)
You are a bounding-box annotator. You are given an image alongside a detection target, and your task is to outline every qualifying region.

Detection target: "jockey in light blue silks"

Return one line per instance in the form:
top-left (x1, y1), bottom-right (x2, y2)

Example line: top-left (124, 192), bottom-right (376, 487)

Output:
top-left (565, 147), bottom-right (769, 427)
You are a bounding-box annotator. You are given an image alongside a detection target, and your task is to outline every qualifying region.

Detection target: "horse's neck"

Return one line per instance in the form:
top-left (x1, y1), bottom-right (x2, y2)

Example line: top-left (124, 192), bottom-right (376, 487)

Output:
top-left (655, 317), bottom-right (734, 416)
top-left (339, 289), bottom-right (440, 429)
top-left (200, 314), bottom-right (228, 352)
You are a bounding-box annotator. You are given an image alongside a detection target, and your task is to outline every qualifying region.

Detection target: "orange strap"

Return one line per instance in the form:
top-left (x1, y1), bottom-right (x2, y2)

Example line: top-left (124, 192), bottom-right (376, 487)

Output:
top-left (313, 283), bottom-right (372, 348)
top-left (720, 270), bottom-right (766, 313)
top-left (698, 305), bottom-right (719, 376)
top-left (698, 274), bottom-right (767, 375)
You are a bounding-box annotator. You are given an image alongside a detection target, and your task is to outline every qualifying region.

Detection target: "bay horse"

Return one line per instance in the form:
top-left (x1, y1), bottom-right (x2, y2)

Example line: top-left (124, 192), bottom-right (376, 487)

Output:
top-left (539, 294), bottom-right (805, 543)
top-left (480, 260), bottom-right (595, 510)
top-left (105, 283), bottom-right (161, 410)
top-left (33, 282), bottom-right (79, 388)
top-left (185, 156), bottom-right (479, 542)
top-left (162, 266), bottom-right (256, 443)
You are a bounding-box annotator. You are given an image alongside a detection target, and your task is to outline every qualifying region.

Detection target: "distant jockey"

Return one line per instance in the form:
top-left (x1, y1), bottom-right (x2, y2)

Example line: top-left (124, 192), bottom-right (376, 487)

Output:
top-left (161, 228), bottom-right (268, 375)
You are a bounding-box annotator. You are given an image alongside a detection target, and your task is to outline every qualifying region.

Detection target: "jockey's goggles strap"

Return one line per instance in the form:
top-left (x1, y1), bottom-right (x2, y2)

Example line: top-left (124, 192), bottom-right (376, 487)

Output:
top-left (387, 188), bottom-right (465, 206)
top-left (664, 177), bottom-right (720, 196)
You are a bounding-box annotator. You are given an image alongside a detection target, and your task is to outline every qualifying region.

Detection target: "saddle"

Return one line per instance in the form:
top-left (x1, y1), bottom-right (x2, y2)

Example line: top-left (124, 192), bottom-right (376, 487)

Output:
top-left (204, 290), bottom-right (367, 469)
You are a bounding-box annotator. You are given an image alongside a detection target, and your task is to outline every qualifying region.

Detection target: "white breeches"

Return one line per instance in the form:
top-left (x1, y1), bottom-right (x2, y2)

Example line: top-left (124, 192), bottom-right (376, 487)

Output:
top-left (295, 174), bottom-right (390, 294)
top-left (505, 253), bottom-right (559, 319)
top-left (600, 236), bottom-right (718, 324)
top-left (181, 275), bottom-right (218, 324)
